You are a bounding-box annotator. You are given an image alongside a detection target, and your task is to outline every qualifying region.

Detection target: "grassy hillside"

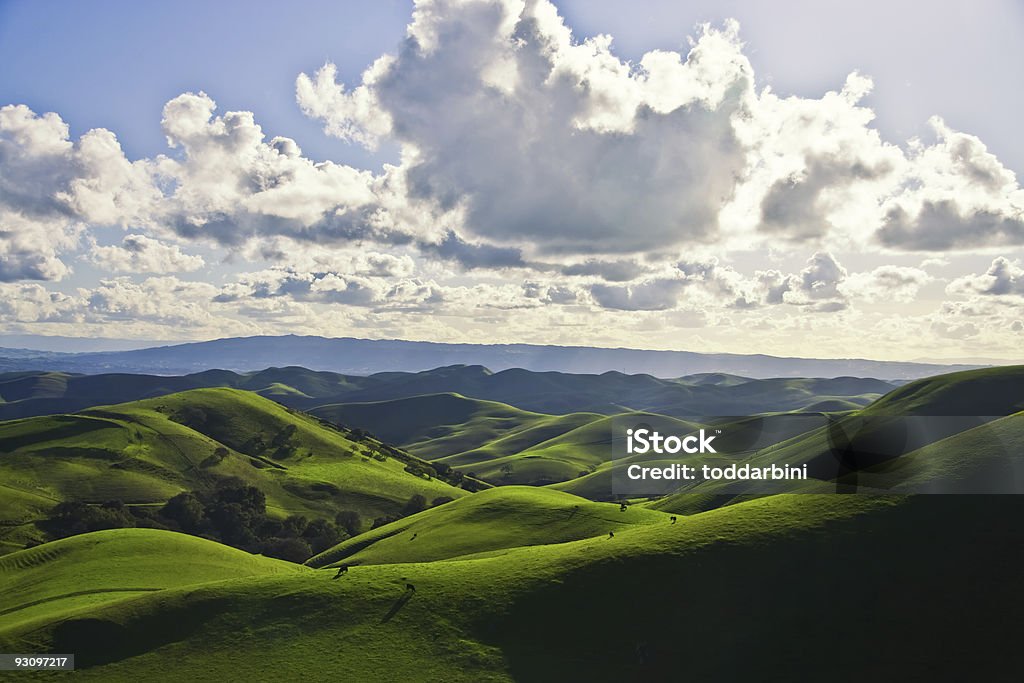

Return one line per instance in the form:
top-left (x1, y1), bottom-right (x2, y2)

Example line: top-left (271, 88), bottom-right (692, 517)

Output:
top-left (423, 411), bottom-right (599, 464)
top-left (310, 393), bottom-right (556, 453)
top-left (4, 363), bottom-right (1023, 679)
top-left (0, 388), bottom-right (467, 552)
top-left (862, 365), bottom-right (1024, 416)
top-left (0, 367), bottom-right (375, 421)
top-left (418, 409), bottom-right (826, 493)
top-left (621, 370), bottom-right (1024, 503)
top-left (313, 393), bottom-right (606, 486)
top-left (307, 487), bottom-right (669, 567)
top-left (0, 528), bottom-right (301, 638)
top-left (552, 371), bottom-right (1024, 504)
top-left (882, 411), bottom-right (1024, 493)
top-left (429, 412), bottom-right (705, 488)
top-left (1, 494), bottom-right (1021, 680)
top-left (301, 374), bottom-right (893, 490)
top-left (322, 367), bottom-right (895, 416)
top-left (444, 415), bottom-right (623, 486)
top-left (674, 372), bottom-right (753, 386)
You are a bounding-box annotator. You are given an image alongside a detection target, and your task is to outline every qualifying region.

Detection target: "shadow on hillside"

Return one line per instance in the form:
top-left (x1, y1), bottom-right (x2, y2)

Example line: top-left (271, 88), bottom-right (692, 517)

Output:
top-left (50, 596), bottom-right (234, 669)
top-left (497, 496), bottom-right (1024, 682)
top-left (381, 592), bottom-right (414, 623)
top-left (52, 619), bottom-right (130, 668)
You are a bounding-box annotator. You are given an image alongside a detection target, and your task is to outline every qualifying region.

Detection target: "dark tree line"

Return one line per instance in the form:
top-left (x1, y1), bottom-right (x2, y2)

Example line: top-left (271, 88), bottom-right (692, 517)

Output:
top-left (44, 479), bottom-right (351, 562)
top-left (41, 478), bottom-right (457, 563)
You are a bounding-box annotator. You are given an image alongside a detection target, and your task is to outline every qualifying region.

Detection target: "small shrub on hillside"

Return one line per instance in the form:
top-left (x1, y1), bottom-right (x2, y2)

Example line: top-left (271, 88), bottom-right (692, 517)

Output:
top-left (174, 406), bottom-right (208, 429)
top-left (403, 463), bottom-right (436, 479)
top-left (260, 536), bottom-right (313, 563)
top-left (303, 518), bottom-right (345, 554)
top-left (402, 494), bottom-right (428, 516)
top-left (335, 510), bottom-right (362, 536)
top-left (372, 515), bottom-right (400, 529)
top-left (161, 492), bottom-right (206, 533)
top-left (200, 446), bottom-right (231, 468)
top-left (270, 424), bottom-right (298, 448)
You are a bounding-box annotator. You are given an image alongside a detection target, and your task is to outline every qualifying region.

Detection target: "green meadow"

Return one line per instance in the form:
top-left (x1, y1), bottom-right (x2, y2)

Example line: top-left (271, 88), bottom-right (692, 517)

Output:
top-left (3, 495), bottom-right (1022, 680)
top-left (0, 387), bottom-right (469, 552)
top-left (1, 365), bottom-right (1022, 679)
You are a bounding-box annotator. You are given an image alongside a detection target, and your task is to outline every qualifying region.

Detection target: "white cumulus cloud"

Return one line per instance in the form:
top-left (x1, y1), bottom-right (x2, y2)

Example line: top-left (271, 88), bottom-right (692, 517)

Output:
top-left (947, 256), bottom-right (1024, 297)
top-left (91, 234), bottom-right (205, 273)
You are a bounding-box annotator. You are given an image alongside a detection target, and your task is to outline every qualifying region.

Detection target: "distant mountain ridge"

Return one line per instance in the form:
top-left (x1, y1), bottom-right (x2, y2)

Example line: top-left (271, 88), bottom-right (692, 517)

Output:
top-left (0, 364), bottom-right (898, 422)
top-left (0, 334), bottom-right (988, 379)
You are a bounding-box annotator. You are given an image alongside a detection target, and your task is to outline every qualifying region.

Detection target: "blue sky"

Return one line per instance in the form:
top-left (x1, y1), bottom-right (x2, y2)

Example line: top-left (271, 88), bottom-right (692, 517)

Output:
top-left (0, 0), bottom-right (411, 166)
top-left (3, 0), bottom-right (1021, 172)
top-left (0, 0), bottom-right (1022, 361)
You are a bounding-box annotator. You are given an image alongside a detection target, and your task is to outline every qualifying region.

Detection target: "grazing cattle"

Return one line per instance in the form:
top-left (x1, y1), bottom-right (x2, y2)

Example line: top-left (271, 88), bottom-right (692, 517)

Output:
top-left (333, 564), bottom-right (350, 578)
top-left (670, 516), bottom-right (677, 524)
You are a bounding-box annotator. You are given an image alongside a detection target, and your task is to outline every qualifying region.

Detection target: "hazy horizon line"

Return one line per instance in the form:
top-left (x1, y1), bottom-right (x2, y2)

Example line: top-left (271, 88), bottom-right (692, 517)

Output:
top-left (0, 332), bottom-right (1017, 368)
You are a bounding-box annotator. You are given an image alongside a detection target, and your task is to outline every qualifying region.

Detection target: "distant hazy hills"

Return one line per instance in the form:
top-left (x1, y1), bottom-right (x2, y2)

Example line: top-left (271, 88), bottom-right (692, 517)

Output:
top-left (0, 363), bottom-right (899, 489)
top-left (0, 334), bottom-right (987, 379)
top-left (0, 364), bottom-right (897, 422)
top-left (3, 362), bottom-right (1020, 492)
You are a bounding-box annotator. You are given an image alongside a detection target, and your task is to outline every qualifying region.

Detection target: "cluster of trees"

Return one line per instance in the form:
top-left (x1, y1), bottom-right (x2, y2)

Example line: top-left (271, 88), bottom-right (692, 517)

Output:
top-left (368, 494), bottom-right (455, 529)
top-left (45, 479), bottom-right (354, 563)
top-left (42, 479), bottom-right (458, 563)
top-left (46, 500), bottom-right (140, 538)
top-left (157, 479), bottom-right (352, 562)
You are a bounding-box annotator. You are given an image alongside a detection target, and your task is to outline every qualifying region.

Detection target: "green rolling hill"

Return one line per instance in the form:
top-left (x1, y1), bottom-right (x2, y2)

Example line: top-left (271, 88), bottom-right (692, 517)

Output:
top-left (314, 389), bottom-right (870, 492)
top-left (750, 366), bottom-right (1024, 487)
top-left (878, 410), bottom-right (1024, 493)
top-left (312, 393), bottom-right (605, 485)
top-left (862, 365), bottom-right (1024, 416)
top-left (1, 493), bottom-right (1021, 680)
top-left (311, 367), bottom-right (895, 417)
top-left (0, 364), bottom-right (897, 422)
top-left (0, 388), bottom-right (468, 553)
top-left (674, 371), bottom-right (753, 386)
top-left (0, 367), bottom-right (374, 421)
top-left (0, 528), bottom-right (302, 638)
top-left (313, 397), bottom-right (720, 490)
top-left (306, 486), bottom-right (669, 567)
top-left (629, 367), bottom-right (1024, 504)
top-left (310, 392), bottom-right (559, 452)
top-left (452, 413), bottom-right (700, 487)
top-left (421, 410), bottom-right (599, 465)
top-left (1, 365), bottom-right (1024, 679)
